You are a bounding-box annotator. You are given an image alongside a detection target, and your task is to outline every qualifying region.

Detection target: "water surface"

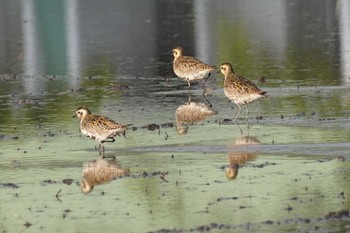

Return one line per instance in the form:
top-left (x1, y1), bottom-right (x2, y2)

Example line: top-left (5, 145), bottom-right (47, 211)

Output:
top-left (1, 1), bottom-right (350, 232)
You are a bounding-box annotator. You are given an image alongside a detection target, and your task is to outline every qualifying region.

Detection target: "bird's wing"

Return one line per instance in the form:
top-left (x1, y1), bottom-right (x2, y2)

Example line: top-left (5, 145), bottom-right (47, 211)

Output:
top-left (178, 56), bottom-right (216, 71)
top-left (86, 115), bottom-right (126, 132)
top-left (234, 75), bottom-right (265, 95)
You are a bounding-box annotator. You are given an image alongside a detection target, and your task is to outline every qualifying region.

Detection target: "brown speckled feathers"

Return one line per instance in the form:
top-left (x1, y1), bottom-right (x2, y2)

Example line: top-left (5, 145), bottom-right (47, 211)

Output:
top-left (80, 114), bottom-right (127, 137)
top-left (220, 62), bottom-right (266, 105)
top-left (172, 47), bottom-right (216, 88)
top-left (219, 62), bottom-right (266, 122)
top-left (74, 106), bottom-right (128, 153)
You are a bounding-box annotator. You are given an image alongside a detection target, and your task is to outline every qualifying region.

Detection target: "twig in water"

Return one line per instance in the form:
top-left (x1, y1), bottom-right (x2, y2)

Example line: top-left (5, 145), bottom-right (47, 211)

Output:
top-left (55, 189), bottom-right (62, 203)
top-left (160, 172), bottom-right (169, 182)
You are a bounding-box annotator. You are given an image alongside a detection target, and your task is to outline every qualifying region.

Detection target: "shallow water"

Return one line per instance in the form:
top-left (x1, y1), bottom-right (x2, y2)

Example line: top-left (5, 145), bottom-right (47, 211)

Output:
top-left (1, 1), bottom-right (350, 232)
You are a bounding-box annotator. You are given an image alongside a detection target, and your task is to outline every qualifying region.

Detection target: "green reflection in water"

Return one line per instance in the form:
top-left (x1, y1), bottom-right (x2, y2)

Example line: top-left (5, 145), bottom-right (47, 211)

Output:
top-left (35, 0), bottom-right (67, 75)
top-left (1, 98), bottom-right (350, 232)
top-left (216, 13), bottom-right (341, 86)
top-left (1, 148), bottom-right (349, 233)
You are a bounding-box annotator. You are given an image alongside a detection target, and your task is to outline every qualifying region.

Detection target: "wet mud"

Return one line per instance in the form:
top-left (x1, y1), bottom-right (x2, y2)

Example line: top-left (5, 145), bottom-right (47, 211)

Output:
top-left (1, 1), bottom-right (350, 232)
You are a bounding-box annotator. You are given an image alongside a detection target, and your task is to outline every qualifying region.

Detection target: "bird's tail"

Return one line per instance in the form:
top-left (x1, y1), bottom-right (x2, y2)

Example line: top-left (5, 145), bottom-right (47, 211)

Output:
top-left (122, 124), bottom-right (133, 138)
top-left (260, 91), bottom-right (268, 97)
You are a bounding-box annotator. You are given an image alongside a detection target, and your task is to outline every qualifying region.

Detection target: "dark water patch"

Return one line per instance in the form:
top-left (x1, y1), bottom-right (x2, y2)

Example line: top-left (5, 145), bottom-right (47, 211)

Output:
top-left (131, 143), bottom-right (350, 157)
top-left (0, 183), bottom-right (19, 189)
top-left (62, 179), bottom-right (74, 185)
top-left (133, 122), bottom-right (174, 131)
top-left (216, 196), bottom-right (239, 202)
top-left (0, 134), bottom-right (20, 140)
top-left (147, 123), bottom-right (160, 131)
top-left (41, 179), bottom-right (78, 186)
top-left (325, 210), bottom-right (350, 220)
top-left (23, 221), bottom-right (32, 229)
top-left (149, 209), bottom-right (350, 233)
top-left (0, 1), bottom-right (349, 232)
top-left (129, 170), bottom-right (170, 182)
top-left (247, 161), bottom-right (278, 168)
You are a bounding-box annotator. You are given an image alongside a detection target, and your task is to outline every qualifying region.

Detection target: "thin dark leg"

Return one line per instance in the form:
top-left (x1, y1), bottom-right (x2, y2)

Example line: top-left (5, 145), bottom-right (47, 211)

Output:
top-left (234, 104), bottom-right (242, 122)
top-left (98, 142), bottom-right (105, 157)
top-left (187, 92), bottom-right (192, 104)
top-left (99, 150), bottom-right (105, 158)
top-left (245, 105), bottom-right (250, 128)
top-left (187, 80), bottom-right (191, 89)
top-left (102, 138), bottom-right (115, 143)
top-left (204, 72), bottom-right (211, 82)
top-left (202, 89), bottom-right (212, 107)
top-left (202, 73), bottom-right (212, 90)
top-left (234, 122), bottom-right (243, 135)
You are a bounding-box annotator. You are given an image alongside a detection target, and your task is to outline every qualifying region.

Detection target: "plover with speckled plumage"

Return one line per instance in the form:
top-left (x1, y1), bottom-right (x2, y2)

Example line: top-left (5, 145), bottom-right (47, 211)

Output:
top-left (172, 46), bottom-right (216, 89)
top-left (73, 107), bottom-right (128, 154)
top-left (219, 62), bottom-right (267, 122)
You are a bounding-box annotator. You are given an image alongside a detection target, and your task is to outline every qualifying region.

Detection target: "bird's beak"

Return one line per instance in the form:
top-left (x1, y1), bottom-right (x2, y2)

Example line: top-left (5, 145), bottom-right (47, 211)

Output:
top-left (217, 70), bottom-right (221, 74)
top-left (72, 114), bottom-right (77, 118)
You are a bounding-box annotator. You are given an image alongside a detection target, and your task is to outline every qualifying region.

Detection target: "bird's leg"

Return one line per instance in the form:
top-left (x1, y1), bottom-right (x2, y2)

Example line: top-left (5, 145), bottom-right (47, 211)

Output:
top-left (103, 138), bottom-right (115, 143)
top-left (187, 79), bottom-right (191, 90)
top-left (245, 105), bottom-right (250, 128)
top-left (234, 122), bottom-right (243, 135)
top-left (202, 89), bottom-right (212, 107)
top-left (187, 92), bottom-right (192, 104)
top-left (98, 142), bottom-right (105, 155)
top-left (99, 149), bottom-right (105, 158)
top-left (204, 72), bottom-right (211, 83)
top-left (233, 104), bottom-right (242, 122)
top-left (202, 73), bottom-right (211, 89)
top-left (109, 138), bottom-right (115, 143)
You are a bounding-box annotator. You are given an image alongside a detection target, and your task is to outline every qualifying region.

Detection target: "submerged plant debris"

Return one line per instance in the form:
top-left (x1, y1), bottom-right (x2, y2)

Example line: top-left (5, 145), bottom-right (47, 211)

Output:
top-left (1, 1), bottom-right (350, 233)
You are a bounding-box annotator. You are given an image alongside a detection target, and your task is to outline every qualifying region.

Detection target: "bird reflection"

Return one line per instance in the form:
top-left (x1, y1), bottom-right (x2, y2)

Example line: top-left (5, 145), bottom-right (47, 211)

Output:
top-left (176, 92), bottom-right (218, 135)
top-left (233, 135), bottom-right (261, 145)
top-left (225, 136), bottom-right (259, 179)
top-left (81, 157), bottom-right (129, 194)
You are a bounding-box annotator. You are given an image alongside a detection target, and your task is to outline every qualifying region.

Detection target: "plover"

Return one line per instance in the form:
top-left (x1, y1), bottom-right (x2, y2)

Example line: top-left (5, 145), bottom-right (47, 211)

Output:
top-left (172, 46), bottom-right (216, 89)
top-left (74, 106), bottom-right (128, 153)
top-left (219, 62), bottom-right (267, 122)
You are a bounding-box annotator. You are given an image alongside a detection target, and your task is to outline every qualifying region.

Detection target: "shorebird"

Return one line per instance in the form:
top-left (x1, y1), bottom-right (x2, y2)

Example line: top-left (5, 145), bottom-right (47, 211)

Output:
top-left (219, 62), bottom-right (267, 122)
top-left (73, 106), bottom-right (128, 154)
top-left (172, 46), bottom-right (216, 89)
